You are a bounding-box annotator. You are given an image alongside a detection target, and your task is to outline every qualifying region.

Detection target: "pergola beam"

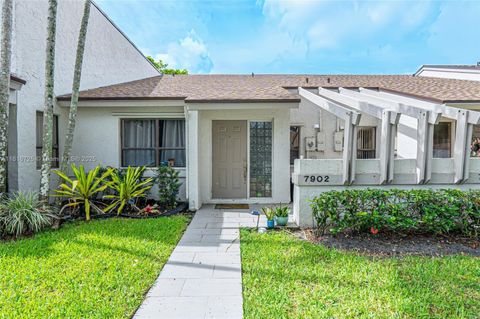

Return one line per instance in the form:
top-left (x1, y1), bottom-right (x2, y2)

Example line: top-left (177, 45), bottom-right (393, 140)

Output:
top-left (337, 88), bottom-right (400, 124)
top-left (318, 87), bottom-right (398, 121)
top-left (298, 88), bottom-right (359, 122)
top-left (358, 88), bottom-right (441, 124)
top-left (299, 87), bottom-right (361, 185)
top-left (360, 88), bottom-right (480, 125)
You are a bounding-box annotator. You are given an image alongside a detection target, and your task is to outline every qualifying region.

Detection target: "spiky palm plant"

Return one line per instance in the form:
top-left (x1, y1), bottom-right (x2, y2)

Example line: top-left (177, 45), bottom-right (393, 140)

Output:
top-left (53, 164), bottom-right (111, 221)
top-left (104, 166), bottom-right (153, 215)
top-left (0, 192), bottom-right (55, 237)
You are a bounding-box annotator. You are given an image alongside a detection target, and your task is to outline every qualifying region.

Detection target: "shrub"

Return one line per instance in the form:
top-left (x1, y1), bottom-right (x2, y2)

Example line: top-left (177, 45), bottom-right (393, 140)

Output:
top-left (104, 166), bottom-right (153, 214)
top-left (156, 164), bottom-right (181, 209)
top-left (0, 192), bottom-right (56, 237)
top-left (53, 164), bottom-right (111, 221)
top-left (310, 189), bottom-right (480, 238)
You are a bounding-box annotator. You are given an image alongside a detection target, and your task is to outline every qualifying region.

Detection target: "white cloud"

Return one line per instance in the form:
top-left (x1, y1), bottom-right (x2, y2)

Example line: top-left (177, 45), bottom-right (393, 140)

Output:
top-left (152, 30), bottom-right (213, 74)
top-left (261, 0), bottom-right (434, 50)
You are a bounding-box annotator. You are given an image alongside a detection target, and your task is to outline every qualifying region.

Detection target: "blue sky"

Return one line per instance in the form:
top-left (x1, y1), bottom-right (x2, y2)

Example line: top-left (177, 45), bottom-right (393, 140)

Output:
top-left (96, 0), bottom-right (480, 75)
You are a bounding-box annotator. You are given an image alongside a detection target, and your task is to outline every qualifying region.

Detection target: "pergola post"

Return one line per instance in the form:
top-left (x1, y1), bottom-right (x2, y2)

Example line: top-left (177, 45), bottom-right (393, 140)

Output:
top-left (464, 124), bottom-right (473, 181)
top-left (388, 119), bottom-right (399, 182)
top-left (453, 110), bottom-right (469, 183)
top-left (379, 110), bottom-right (392, 184)
top-left (343, 115), bottom-right (355, 185)
top-left (416, 110), bottom-right (430, 184)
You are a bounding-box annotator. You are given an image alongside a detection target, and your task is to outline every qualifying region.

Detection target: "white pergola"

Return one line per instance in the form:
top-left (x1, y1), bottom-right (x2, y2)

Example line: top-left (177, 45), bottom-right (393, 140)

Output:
top-left (298, 86), bottom-right (480, 185)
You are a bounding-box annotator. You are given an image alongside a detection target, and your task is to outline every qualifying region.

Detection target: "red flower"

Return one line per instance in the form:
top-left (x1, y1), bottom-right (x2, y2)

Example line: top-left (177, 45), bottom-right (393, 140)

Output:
top-left (145, 205), bottom-right (153, 213)
top-left (370, 227), bottom-right (379, 235)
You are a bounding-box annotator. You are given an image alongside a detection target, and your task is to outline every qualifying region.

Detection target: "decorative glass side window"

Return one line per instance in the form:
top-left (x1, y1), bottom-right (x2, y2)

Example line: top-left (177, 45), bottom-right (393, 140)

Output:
top-left (250, 121), bottom-right (272, 197)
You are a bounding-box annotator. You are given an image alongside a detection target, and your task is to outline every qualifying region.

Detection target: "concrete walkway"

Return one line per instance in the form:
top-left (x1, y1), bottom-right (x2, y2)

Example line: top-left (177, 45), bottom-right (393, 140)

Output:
top-left (134, 205), bottom-right (266, 319)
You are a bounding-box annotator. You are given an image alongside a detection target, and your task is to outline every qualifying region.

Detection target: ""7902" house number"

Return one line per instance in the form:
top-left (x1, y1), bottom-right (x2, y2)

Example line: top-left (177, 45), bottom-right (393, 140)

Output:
top-left (303, 175), bottom-right (330, 183)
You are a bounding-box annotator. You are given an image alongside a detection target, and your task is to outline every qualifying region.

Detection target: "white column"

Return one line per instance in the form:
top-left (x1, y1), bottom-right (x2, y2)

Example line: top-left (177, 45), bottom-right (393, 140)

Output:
top-left (416, 110), bottom-right (429, 184)
top-left (379, 110), bottom-right (391, 184)
top-left (342, 115), bottom-right (356, 185)
top-left (463, 123), bottom-right (473, 182)
top-left (424, 123), bottom-right (434, 183)
top-left (453, 110), bottom-right (469, 183)
top-left (186, 109), bottom-right (200, 210)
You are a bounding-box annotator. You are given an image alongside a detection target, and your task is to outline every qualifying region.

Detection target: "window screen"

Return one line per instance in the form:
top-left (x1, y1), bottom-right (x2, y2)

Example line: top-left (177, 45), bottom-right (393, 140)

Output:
top-left (357, 127), bottom-right (376, 159)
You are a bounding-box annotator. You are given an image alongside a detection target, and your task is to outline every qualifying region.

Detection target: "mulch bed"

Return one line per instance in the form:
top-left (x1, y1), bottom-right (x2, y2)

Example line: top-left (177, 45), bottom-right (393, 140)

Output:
top-left (295, 229), bottom-right (480, 257)
top-left (60, 202), bottom-right (189, 222)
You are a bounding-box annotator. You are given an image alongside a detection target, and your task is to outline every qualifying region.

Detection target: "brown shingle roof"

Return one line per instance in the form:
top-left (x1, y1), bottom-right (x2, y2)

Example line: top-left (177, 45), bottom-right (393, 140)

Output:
top-left (57, 74), bottom-right (480, 104)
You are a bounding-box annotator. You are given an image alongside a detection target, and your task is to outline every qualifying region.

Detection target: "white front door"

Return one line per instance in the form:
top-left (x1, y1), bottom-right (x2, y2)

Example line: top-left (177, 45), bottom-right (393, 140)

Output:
top-left (212, 120), bottom-right (247, 198)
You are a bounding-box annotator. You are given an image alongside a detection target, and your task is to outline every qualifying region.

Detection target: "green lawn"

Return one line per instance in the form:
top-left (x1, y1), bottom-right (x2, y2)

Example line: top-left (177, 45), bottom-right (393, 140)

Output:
top-left (241, 229), bottom-right (480, 319)
top-left (0, 216), bottom-right (189, 319)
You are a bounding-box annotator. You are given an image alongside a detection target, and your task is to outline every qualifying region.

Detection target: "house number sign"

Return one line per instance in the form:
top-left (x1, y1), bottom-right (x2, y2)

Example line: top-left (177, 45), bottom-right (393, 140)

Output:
top-left (303, 175), bottom-right (330, 183)
top-left (293, 173), bottom-right (343, 186)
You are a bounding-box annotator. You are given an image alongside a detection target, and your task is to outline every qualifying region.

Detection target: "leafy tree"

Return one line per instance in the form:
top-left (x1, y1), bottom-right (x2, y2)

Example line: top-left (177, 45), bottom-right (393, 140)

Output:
top-left (0, 0), bottom-right (13, 194)
top-left (147, 56), bottom-right (188, 75)
top-left (39, 0), bottom-right (58, 200)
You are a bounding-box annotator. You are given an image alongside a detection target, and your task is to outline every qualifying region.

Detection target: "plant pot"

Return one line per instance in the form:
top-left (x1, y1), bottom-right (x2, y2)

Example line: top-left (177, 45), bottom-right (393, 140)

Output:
top-left (275, 216), bottom-right (288, 226)
top-left (266, 219), bottom-right (275, 229)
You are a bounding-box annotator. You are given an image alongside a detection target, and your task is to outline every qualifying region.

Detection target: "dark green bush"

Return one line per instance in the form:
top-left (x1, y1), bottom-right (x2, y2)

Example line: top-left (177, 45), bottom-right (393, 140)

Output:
top-left (310, 189), bottom-right (480, 238)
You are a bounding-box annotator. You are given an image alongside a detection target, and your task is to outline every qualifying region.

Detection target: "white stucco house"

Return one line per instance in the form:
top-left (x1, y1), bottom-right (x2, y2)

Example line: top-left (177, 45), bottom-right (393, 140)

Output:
top-left (6, 1), bottom-right (480, 226)
top-left (55, 74), bottom-right (480, 216)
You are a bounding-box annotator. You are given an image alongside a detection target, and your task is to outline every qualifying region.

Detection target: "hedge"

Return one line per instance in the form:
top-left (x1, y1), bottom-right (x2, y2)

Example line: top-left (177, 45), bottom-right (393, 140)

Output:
top-left (310, 189), bottom-right (480, 238)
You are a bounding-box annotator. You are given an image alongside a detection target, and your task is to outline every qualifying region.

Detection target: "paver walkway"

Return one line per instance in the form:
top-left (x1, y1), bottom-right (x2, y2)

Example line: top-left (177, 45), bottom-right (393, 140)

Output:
top-left (134, 205), bottom-right (266, 319)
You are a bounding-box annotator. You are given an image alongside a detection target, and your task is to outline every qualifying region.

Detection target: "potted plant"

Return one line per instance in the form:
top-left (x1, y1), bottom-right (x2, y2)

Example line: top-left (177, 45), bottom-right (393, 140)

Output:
top-left (262, 207), bottom-right (275, 229)
top-left (274, 206), bottom-right (289, 226)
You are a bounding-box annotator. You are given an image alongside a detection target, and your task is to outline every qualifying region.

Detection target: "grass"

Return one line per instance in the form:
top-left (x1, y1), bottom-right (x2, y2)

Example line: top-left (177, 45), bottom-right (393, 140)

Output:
top-left (0, 216), bottom-right (189, 319)
top-left (241, 229), bottom-right (480, 319)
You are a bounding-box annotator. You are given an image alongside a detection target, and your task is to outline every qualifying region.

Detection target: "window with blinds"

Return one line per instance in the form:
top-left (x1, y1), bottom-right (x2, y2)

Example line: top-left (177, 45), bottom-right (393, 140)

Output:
top-left (121, 119), bottom-right (186, 167)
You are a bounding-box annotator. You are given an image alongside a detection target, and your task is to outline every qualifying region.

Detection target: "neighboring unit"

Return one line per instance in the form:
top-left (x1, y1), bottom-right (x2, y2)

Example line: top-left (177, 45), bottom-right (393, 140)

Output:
top-left (415, 63), bottom-right (480, 82)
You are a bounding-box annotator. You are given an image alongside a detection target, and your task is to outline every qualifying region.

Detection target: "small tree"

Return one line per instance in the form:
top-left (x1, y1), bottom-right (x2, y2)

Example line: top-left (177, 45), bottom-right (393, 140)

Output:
top-left (156, 164), bottom-right (180, 209)
top-left (39, 0), bottom-right (58, 200)
top-left (0, 0), bottom-right (13, 194)
top-left (146, 56), bottom-right (188, 75)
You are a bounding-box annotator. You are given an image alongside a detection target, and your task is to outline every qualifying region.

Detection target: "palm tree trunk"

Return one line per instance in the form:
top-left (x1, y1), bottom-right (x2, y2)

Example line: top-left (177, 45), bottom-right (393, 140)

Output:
top-left (59, 0), bottom-right (90, 175)
top-left (39, 0), bottom-right (58, 201)
top-left (0, 0), bottom-right (13, 195)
